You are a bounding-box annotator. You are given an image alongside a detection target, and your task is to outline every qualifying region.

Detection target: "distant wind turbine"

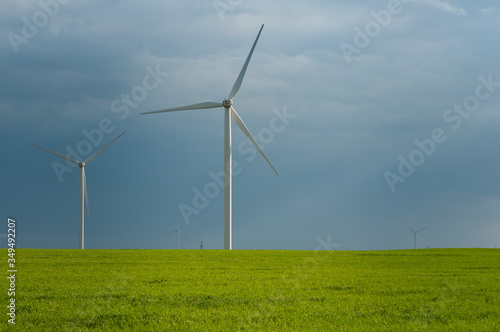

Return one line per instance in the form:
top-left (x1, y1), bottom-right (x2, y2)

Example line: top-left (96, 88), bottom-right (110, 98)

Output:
top-left (141, 24), bottom-right (278, 250)
top-left (32, 131), bottom-right (126, 249)
top-left (167, 227), bottom-right (187, 249)
top-left (404, 224), bottom-right (429, 249)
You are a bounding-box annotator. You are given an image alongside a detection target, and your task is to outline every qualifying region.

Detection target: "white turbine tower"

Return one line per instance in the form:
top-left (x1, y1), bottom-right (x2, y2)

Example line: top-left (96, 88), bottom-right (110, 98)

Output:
top-left (167, 227), bottom-right (187, 250)
top-left (141, 24), bottom-right (278, 250)
top-left (404, 224), bottom-right (429, 249)
top-left (32, 131), bottom-right (126, 249)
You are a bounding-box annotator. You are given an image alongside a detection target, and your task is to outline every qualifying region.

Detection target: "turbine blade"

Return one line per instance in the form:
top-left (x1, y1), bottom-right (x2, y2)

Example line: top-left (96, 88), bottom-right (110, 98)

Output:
top-left (416, 226), bottom-right (430, 233)
top-left (230, 107), bottom-right (279, 175)
top-left (32, 144), bottom-right (80, 164)
top-left (83, 167), bottom-right (90, 217)
top-left (228, 24), bottom-right (264, 99)
top-left (404, 224), bottom-right (416, 233)
top-left (84, 131), bottom-right (126, 164)
top-left (141, 102), bottom-right (223, 115)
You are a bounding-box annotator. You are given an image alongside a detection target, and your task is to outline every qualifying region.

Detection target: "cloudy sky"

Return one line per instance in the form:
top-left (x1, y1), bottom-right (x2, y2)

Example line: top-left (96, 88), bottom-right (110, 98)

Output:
top-left (1, 0), bottom-right (499, 250)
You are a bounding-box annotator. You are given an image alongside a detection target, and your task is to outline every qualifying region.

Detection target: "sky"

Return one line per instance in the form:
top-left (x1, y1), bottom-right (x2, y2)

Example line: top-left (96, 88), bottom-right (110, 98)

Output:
top-left (1, 0), bottom-right (499, 250)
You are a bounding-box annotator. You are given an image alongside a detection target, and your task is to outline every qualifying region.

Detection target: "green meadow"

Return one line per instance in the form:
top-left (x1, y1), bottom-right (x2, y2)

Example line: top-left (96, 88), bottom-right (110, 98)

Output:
top-left (2, 248), bottom-right (500, 331)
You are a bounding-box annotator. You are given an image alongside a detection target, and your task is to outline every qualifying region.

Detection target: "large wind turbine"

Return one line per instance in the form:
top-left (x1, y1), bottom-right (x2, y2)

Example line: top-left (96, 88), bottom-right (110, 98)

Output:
top-left (404, 224), bottom-right (429, 249)
top-left (141, 24), bottom-right (278, 250)
top-left (32, 131), bottom-right (126, 249)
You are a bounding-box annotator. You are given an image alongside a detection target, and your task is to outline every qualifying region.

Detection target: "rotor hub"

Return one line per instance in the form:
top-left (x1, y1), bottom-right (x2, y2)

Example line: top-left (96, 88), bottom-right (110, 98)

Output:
top-left (79, 162), bottom-right (85, 167)
top-left (223, 99), bottom-right (233, 108)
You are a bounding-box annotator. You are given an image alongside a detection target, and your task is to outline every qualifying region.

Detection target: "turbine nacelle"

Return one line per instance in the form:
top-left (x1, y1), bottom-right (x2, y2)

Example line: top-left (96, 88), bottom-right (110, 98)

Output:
top-left (223, 99), bottom-right (233, 108)
top-left (79, 162), bottom-right (85, 168)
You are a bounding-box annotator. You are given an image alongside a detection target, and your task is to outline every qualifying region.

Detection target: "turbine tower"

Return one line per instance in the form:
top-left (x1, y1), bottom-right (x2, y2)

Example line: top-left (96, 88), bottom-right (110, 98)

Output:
top-left (404, 224), bottom-right (429, 249)
top-left (142, 24), bottom-right (278, 250)
top-left (167, 227), bottom-right (187, 249)
top-left (32, 131), bottom-right (126, 249)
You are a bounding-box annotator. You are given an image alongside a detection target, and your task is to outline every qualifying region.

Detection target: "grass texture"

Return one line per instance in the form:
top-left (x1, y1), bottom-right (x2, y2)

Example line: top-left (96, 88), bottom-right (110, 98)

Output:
top-left (2, 248), bottom-right (500, 331)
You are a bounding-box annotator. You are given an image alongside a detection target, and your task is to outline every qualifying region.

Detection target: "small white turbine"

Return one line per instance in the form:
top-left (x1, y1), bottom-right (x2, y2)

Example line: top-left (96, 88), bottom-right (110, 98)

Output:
top-left (142, 24), bottom-right (278, 250)
top-left (32, 131), bottom-right (126, 249)
top-left (167, 227), bottom-right (187, 250)
top-left (404, 224), bottom-right (429, 249)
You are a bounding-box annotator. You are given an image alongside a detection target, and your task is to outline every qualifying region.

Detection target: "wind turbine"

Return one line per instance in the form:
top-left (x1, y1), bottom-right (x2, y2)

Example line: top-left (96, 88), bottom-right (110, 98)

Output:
top-left (141, 24), bottom-right (278, 250)
top-left (167, 227), bottom-right (187, 249)
top-left (32, 131), bottom-right (126, 249)
top-left (404, 224), bottom-right (429, 249)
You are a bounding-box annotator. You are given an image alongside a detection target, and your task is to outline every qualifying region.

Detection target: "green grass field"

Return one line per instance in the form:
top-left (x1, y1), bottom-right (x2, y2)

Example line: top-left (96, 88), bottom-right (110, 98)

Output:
top-left (2, 248), bottom-right (500, 331)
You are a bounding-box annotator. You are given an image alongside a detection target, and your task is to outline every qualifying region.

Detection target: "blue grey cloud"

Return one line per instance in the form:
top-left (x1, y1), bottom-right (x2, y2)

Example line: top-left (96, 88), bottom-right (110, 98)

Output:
top-left (1, 0), bottom-right (499, 249)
